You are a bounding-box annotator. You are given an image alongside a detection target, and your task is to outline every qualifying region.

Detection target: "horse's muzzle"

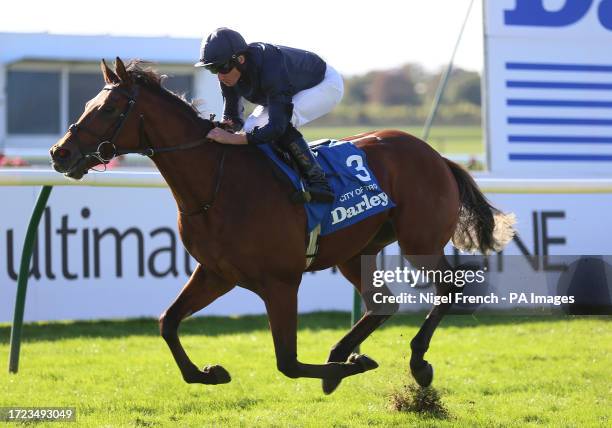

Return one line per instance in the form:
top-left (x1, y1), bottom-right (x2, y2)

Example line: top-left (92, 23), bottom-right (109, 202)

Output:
top-left (50, 144), bottom-right (89, 179)
top-left (50, 145), bottom-right (72, 172)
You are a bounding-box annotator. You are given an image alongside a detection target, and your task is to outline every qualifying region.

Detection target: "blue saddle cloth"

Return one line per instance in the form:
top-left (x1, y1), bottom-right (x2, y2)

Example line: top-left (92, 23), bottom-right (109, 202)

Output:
top-left (258, 140), bottom-right (395, 235)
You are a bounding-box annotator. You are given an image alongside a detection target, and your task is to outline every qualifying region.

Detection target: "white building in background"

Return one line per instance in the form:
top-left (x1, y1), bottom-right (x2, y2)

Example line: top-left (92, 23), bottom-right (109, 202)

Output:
top-left (0, 32), bottom-right (223, 159)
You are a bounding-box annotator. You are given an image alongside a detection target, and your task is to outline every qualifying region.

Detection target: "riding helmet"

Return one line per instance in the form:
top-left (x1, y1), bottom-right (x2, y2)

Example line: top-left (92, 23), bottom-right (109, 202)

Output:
top-left (195, 28), bottom-right (248, 67)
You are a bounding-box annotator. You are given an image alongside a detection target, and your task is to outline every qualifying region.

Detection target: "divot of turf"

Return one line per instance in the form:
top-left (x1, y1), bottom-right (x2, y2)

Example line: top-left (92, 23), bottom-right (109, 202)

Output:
top-left (389, 384), bottom-right (449, 419)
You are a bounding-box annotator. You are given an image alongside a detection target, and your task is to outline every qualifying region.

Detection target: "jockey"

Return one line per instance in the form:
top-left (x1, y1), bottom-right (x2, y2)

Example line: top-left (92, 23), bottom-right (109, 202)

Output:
top-left (195, 27), bottom-right (344, 203)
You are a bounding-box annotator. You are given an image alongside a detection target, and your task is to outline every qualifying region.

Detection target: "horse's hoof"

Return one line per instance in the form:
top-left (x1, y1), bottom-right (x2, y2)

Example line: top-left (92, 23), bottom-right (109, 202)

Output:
top-left (322, 352), bottom-right (348, 395)
top-left (321, 354), bottom-right (378, 395)
top-left (348, 353), bottom-right (379, 372)
top-left (322, 377), bottom-right (342, 395)
top-left (411, 362), bottom-right (434, 387)
top-left (203, 364), bottom-right (231, 384)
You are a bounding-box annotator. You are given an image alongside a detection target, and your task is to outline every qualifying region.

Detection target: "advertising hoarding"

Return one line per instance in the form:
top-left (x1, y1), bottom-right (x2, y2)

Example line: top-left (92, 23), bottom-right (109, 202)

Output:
top-left (0, 185), bottom-right (609, 321)
top-left (484, 0), bottom-right (612, 175)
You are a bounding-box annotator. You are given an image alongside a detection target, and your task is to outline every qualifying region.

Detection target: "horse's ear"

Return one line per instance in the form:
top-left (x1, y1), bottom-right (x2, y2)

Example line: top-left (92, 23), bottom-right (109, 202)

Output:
top-left (101, 59), bottom-right (119, 84)
top-left (114, 57), bottom-right (131, 85)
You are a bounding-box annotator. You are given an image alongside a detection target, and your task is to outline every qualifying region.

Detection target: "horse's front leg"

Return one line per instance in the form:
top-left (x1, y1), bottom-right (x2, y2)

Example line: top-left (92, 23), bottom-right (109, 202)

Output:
top-left (159, 265), bottom-right (235, 384)
top-left (263, 279), bottom-right (378, 383)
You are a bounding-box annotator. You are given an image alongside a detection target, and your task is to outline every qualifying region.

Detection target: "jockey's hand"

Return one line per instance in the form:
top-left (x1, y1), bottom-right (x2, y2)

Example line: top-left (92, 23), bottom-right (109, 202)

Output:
top-left (213, 119), bottom-right (237, 132)
top-left (221, 119), bottom-right (235, 130)
top-left (207, 127), bottom-right (248, 145)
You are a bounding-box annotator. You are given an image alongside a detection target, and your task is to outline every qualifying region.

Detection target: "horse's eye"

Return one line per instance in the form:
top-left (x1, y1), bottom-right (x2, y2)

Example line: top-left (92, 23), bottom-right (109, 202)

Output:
top-left (101, 106), bottom-right (115, 114)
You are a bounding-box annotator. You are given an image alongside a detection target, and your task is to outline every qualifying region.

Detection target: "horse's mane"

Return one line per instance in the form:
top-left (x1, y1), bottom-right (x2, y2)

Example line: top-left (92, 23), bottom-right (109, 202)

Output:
top-left (125, 60), bottom-right (207, 125)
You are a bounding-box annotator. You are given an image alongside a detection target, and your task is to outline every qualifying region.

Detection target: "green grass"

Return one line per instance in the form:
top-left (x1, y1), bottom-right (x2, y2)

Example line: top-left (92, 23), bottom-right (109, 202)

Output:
top-left (1, 313), bottom-right (609, 427)
top-left (302, 126), bottom-right (484, 155)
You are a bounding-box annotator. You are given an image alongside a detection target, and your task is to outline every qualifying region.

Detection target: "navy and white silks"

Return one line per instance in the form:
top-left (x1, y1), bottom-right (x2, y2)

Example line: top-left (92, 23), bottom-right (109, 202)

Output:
top-left (220, 43), bottom-right (344, 144)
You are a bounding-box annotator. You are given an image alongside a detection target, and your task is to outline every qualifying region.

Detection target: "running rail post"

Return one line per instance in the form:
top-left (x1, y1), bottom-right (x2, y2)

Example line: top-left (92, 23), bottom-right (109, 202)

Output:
top-left (8, 185), bottom-right (53, 373)
top-left (351, 290), bottom-right (362, 326)
top-left (351, 290), bottom-right (362, 353)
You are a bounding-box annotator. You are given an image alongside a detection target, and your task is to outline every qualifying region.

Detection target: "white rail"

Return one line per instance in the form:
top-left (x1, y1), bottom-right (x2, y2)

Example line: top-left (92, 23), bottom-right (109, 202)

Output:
top-left (473, 177), bottom-right (612, 194)
top-left (2, 168), bottom-right (612, 193)
top-left (0, 169), bottom-right (166, 188)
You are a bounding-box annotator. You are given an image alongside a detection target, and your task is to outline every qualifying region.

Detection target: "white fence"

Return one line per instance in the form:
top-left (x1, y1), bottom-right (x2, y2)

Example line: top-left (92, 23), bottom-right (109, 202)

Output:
top-left (4, 169), bottom-right (612, 192)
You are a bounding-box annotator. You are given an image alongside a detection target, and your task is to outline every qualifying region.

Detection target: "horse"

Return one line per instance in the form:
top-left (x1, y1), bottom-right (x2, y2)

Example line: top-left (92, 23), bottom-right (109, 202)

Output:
top-left (50, 58), bottom-right (515, 394)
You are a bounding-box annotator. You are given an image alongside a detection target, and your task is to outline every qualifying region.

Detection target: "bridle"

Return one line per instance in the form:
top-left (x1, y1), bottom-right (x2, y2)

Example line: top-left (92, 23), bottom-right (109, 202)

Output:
top-left (67, 83), bottom-right (214, 168)
top-left (66, 83), bottom-right (225, 216)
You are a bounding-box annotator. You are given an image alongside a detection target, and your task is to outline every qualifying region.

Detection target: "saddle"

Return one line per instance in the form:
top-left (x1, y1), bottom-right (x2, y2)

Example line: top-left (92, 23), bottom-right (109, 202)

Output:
top-left (256, 137), bottom-right (395, 269)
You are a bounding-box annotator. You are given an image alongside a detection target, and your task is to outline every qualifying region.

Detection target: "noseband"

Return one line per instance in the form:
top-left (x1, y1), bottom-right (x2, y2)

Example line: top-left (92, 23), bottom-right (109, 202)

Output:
top-left (67, 84), bottom-right (214, 170)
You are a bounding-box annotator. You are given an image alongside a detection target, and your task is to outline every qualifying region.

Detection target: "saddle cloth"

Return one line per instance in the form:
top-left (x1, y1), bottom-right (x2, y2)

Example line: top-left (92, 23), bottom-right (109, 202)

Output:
top-left (257, 139), bottom-right (395, 235)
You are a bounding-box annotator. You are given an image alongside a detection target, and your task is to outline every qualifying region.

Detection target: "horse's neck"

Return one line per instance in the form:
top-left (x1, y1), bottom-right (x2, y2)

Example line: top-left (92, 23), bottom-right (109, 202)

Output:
top-left (141, 91), bottom-right (219, 213)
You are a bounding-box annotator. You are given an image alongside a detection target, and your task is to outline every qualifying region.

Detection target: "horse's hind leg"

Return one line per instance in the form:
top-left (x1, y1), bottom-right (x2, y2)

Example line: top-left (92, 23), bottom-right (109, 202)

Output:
top-left (159, 265), bottom-right (235, 384)
top-left (322, 252), bottom-right (399, 394)
top-left (404, 253), bottom-right (460, 387)
top-left (263, 278), bottom-right (378, 386)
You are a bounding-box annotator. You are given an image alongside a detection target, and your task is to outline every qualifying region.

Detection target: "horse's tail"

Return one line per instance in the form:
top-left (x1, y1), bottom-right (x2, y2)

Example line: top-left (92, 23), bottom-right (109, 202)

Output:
top-left (445, 159), bottom-right (516, 254)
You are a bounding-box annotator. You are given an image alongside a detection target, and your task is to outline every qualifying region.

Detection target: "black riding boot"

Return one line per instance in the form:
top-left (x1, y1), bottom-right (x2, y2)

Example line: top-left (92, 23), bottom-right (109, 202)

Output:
top-left (285, 136), bottom-right (335, 203)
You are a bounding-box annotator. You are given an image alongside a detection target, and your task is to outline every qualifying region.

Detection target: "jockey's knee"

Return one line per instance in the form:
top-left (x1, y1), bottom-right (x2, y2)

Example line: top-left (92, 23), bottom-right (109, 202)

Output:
top-left (277, 123), bottom-right (302, 147)
top-left (277, 357), bottom-right (300, 379)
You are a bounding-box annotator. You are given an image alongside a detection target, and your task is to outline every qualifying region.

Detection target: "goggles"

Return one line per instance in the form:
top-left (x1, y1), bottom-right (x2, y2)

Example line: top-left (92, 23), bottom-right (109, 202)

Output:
top-left (204, 60), bottom-right (235, 75)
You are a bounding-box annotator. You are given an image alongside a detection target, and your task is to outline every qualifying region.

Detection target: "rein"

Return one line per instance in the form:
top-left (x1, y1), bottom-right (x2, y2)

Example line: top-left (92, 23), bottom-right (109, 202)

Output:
top-left (68, 83), bottom-right (224, 215)
top-left (179, 148), bottom-right (227, 216)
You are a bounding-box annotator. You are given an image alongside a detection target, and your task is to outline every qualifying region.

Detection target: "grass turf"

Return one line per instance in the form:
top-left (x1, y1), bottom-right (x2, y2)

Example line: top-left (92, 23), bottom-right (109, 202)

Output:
top-left (0, 312), bottom-right (609, 427)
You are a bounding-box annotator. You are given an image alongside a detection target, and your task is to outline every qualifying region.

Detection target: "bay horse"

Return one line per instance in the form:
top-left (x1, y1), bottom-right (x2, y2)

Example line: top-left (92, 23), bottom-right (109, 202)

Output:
top-left (50, 58), bottom-right (515, 394)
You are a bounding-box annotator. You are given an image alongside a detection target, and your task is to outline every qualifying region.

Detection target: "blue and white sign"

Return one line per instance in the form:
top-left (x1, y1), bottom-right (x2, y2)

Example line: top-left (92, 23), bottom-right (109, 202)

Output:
top-left (485, 0), bottom-right (612, 175)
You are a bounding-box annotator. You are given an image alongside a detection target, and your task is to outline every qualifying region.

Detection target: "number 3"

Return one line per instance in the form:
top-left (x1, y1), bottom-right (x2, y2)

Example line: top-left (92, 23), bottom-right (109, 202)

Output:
top-left (346, 154), bottom-right (371, 182)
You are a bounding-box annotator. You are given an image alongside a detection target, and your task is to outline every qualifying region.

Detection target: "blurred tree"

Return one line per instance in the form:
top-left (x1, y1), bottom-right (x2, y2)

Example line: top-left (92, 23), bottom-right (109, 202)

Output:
top-left (368, 69), bottom-right (421, 106)
top-left (343, 72), bottom-right (375, 104)
top-left (454, 73), bottom-right (481, 106)
top-left (445, 69), bottom-right (481, 106)
top-left (315, 63), bottom-right (482, 126)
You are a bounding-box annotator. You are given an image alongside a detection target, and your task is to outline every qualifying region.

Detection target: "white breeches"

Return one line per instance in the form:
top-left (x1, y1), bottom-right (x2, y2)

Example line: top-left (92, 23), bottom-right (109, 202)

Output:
top-left (243, 64), bottom-right (344, 132)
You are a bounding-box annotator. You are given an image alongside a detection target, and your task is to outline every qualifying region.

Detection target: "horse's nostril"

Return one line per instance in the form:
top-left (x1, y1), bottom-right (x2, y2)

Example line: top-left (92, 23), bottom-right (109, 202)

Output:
top-left (54, 147), bottom-right (70, 159)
